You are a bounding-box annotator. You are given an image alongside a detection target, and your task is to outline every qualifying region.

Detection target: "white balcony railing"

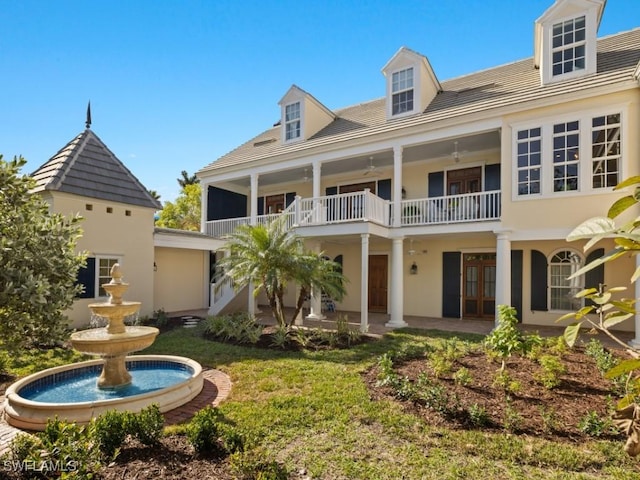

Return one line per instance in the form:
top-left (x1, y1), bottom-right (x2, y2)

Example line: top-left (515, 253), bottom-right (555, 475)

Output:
top-left (397, 191), bottom-right (501, 226)
top-left (204, 190), bottom-right (501, 238)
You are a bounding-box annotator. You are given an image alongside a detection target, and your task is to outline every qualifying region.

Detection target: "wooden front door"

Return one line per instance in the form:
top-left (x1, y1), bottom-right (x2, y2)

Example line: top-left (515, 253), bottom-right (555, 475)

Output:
top-left (368, 255), bottom-right (388, 313)
top-left (463, 253), bottom-right (496, 319)
top-left (265, 194), bottom-right (285, 214)
top-left (447, 167), bottom-right (481, 195)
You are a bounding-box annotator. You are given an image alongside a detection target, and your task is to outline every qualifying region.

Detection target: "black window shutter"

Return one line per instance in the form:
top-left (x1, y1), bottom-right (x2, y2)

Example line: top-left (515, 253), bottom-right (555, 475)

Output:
top-left (428, 172), bottom-right (444, 198)
top-left (484, 164), bottom-right (501, 191)
top-left (76, 257), bottom-right (96, 298)
top-left (257, 197), bottom-right (264, 216)
top-left (442, 252), bottom-right (461, 318)
top-left (326, 186), bottom-right (337, 196)
top-left (285, 192), bottom-right (296, 207)
top-left (511, 250), bottom-right (523, 321)
top-left (377, 179), bottom-right (392, 200)
top-left (531, 250), bottom-right (548, 311)
top-left (584, 248), bottom-right (605, 305)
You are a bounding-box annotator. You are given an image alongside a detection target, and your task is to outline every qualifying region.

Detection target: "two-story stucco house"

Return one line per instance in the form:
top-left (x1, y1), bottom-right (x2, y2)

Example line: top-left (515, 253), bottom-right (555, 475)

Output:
top-left (197, 0), bottom-right (640, 334)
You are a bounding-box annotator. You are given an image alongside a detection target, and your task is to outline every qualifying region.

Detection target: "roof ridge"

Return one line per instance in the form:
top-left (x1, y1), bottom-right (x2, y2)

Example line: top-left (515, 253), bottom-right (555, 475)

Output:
top-left (50, 130), bottom-right (92, 191)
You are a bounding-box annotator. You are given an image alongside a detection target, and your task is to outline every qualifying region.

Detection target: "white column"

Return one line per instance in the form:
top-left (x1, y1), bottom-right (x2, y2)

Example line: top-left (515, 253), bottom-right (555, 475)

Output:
top-left (200, 181), bottom-right (208, 234)
top-left (386, 237), bottom-right (408, 328)
top-left (312, 162), bottom-right (321, 198)
top-left (393, 145), bottom-right (403, 227)
top-left (360, 233), bottom-right (370, 333)
top-left (307, 242), bottom-right (326, 320)
top-left (494, 230), bottom-right (512, 327)
top-left (629, 255), bottom-right (640, 348)
top-left (250, 173), bottom-right (258, 225)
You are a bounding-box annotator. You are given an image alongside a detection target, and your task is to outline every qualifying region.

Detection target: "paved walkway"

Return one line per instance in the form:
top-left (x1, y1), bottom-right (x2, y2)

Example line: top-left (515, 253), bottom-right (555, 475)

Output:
top-left (0, 369), bottom-right (231, 454)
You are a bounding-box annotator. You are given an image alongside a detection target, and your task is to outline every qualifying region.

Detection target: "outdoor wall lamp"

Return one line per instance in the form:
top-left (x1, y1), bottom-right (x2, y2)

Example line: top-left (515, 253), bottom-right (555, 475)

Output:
top-left (409, 261), bottom-right (418, 275)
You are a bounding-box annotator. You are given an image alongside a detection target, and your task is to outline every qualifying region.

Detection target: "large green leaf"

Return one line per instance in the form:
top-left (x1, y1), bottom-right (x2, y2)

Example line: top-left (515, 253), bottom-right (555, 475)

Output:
top-left (602, 312), bottom-right (633, 329)
top-left (608, 195), bottom-right (637, 219)
top-left (568, 248), bottom-right (626, 279)
top-left (566, 217), bottom-right (616, 249)
top-left (563, 322), bottom-right (582, 347)
top-left (606, 358), bottom-right (640, 378)
top-left (613, 176), bottom-right (640, 191)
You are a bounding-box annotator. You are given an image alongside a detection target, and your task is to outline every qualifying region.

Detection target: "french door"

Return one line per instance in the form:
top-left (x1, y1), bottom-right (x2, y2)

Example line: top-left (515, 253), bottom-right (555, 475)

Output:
top-left (463, 253), bottom-right (496, 318)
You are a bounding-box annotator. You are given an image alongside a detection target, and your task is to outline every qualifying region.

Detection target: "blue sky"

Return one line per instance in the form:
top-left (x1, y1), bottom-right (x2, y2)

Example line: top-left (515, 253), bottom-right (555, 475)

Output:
top-left (2, 0), bottom-right (639, 203)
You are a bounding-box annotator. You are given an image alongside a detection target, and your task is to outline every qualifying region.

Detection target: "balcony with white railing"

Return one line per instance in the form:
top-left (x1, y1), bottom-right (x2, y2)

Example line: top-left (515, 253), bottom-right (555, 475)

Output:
top-left (204, 190), bottom-right (501, 238)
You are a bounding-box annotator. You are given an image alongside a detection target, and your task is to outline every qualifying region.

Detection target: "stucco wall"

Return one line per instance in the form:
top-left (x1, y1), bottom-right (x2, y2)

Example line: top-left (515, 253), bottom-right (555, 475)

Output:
top-left (153, 247), bottom-right (208, 314)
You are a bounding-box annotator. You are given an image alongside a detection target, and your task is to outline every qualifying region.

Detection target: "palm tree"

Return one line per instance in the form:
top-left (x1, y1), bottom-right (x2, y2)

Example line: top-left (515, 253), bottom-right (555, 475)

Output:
top-left (177, 170), bottom-right (199, 188)
top-left (216, 217), bottom-right (346, 327)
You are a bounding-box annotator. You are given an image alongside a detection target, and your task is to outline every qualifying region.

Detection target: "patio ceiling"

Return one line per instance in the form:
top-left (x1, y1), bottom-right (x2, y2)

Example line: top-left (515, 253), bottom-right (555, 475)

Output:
top-left (223, 129), bottom-right (500, 189)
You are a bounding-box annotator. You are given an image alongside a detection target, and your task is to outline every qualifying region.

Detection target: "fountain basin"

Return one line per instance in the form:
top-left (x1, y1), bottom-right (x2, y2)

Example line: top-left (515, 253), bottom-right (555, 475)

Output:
top-left (70, 326), bottom-right (159, 356)
top-left (3, 355), bottom-right (204, 431)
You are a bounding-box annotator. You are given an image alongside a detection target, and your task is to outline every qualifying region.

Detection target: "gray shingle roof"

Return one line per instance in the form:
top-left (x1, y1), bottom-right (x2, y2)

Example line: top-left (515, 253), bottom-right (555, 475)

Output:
top-left (199, 28), bottom-right (640, 174)
top-left (31, 129), bottom-right (162, 210)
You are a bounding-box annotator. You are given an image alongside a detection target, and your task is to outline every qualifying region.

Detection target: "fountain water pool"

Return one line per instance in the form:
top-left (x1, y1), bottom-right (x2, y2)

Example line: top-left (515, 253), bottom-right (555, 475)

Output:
top-left (3, 264), bottom-right (204, 431)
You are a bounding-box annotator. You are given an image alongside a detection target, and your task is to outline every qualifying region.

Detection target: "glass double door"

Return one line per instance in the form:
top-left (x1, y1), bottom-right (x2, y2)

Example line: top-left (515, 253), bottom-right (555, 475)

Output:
top-left (463, 253), bottom-right (496, 318)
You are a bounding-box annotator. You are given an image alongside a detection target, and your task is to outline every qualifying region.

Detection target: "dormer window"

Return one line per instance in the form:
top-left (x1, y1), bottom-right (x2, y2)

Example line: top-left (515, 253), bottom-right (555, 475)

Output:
top-left (391, 67), bottom-right (414, 115)
top-left (552, 15), bottom-right (586, 77)
top-left (285, 102), bottom-right (301, 141)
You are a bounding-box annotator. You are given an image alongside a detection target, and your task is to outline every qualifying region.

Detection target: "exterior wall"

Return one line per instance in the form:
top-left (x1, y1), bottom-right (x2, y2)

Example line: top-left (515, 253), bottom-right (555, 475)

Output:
top-left (45, 192), bottom-right (156, 328)
top-left (153, 247), bottom-right (208, 314)
top-left (502, 90), bottom-right (640, 232)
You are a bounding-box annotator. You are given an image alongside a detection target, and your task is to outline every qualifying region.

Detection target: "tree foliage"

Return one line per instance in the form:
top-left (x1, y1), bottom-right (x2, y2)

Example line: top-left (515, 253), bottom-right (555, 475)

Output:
top-left (0, 155), bottom-right (85, 350)
top-left (558, 176), bottom-right (640, 455)
top-left (155, 183), bottom-right (201, 231)
top-left (177, 170), bottom-right (199, 188)
top-left (216, 217), bottom-right (347, 327)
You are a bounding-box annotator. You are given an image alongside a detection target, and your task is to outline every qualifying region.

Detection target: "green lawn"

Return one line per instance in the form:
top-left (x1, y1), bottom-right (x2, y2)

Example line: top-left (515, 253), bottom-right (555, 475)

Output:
top-left (8, 327), bottom-right (640, 479)
top-left (142, 327), bottom-right (640, 479)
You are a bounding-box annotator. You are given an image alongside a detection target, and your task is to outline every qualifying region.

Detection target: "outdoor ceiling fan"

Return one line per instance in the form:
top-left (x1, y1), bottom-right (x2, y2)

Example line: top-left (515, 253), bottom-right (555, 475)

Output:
top-left (451, 141), bottom-right (467, 163)
top-left (363, 156), bottom-right (380, 176)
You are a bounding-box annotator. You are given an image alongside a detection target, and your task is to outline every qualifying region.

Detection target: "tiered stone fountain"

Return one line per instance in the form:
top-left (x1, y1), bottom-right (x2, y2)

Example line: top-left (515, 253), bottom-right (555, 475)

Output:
top-left (4, 265), bottom-right (204, 430)
top-left (71, 264), bottom-right (158, 389)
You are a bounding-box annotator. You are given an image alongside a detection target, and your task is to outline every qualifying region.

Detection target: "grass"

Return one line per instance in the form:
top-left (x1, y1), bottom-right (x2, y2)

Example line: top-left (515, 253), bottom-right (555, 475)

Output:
top-left (7, 326), bottom-right (640, 479)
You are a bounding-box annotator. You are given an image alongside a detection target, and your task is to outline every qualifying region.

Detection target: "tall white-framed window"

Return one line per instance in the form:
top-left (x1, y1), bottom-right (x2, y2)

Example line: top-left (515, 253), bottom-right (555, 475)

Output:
top-left (97, 256), bottom-right (120, 297)
top-left (285, 102), bottom-right (301, 141)
top-left (391, 67), bottom-right (414, 115)
top-left (516, 127), bottom-right (542, 196)
top-left (552, 120), bottom-right (580, 192)
top-left (551, 15), bottom-right (586, 77)
top-left (592, 113), bottom-right (621, 189)
top-left (549, 250), bottom-right (583, 311)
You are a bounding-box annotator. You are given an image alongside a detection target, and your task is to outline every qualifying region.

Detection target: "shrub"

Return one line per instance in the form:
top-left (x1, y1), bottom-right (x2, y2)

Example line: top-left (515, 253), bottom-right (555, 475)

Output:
top-left (187, 406), bottom-right (224, 454)
top-left (539, 406), bottom-right (559, 434)
top-left (484, 305), bottom-right (542, 371)
top-left (467, 403), bottom-right (490, 427)
top-left (453, 367), bottom-right (473, 386)
top-left (534, 354), bottom-right (566, 389)
top-left (130, 404), bottom-right (164, 446)
top-left (92, 409), bottom-right (129, 458)
top-left (204, 312), bottom-right (263, 345)
top-left (229, 449), bottom-right (289, 480)
top-left (579, 410), bottom-right (615, 437)
top-left (269, 325), bottom-right (291, 349)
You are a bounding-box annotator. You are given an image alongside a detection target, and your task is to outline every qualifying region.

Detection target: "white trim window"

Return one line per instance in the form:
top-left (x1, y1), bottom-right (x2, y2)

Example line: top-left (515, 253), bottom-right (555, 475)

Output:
top-left (552, 120), bottom-right (580, 192)
top-left (285, 102), bottom-right (301, 141)
top-left (516, 127), bottom-right (542, 196)
top-left (549, 250), bottom-right (583, 311)
top-left (97, 257), bottom-right (120, 297)
top-left (391, 67), bottom-right (414, 115)
top-left (592, 113), bottom-right (621, 189)
top-left (552, 16), bottom-right (586, 77)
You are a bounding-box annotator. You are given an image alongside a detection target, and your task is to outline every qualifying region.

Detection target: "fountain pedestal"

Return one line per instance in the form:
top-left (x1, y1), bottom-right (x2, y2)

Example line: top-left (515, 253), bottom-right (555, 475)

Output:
top-left (70, 264), bottom-right (158, 389)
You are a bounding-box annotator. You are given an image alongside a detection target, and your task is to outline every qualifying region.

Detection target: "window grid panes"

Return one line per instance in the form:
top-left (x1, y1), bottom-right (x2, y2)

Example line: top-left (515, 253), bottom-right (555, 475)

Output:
top-left (549, 251), bottom-right (582, 310)
top-left (285, 102), bottom-right (300, 141)
top-left (98, 258), bottom-right (119, 297)
top-left (516, 127), bottom-right (542, 195)
top-left (553, 121), bottom-right (580, 192)
top-left (552, 16), bottom-right (586, 76)
top-left (592, 113), bottom-right (621, 189)
top-left (391, 67), bottom-right (414, 115)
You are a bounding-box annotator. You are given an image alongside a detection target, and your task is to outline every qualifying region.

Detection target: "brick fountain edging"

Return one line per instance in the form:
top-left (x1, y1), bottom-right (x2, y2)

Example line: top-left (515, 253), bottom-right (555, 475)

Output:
top-left (0, 368), bottom-right (232, 454)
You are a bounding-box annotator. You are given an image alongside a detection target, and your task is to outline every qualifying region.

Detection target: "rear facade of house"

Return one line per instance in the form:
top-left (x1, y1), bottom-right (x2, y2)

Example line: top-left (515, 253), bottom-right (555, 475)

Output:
top-left (197, 0), bottom-right (640, 334)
